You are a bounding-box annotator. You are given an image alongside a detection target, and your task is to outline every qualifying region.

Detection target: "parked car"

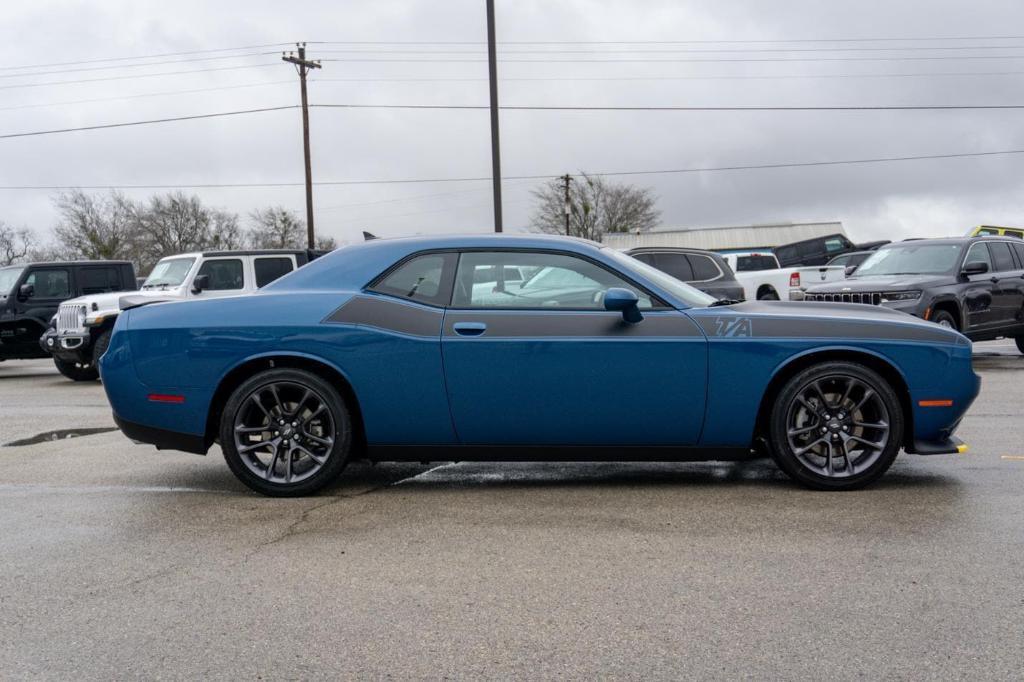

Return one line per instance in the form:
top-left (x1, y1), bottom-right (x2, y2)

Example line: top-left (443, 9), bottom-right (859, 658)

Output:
top-left (827, 250), bottom-right (874, 275)
top-left (43, 249), bottom-right (322, 381)
top-left (804, 236), bottom-right (1024, 353)
top-left (626, 247), bottom-right (745, 300)
top-left (717, 250), bottom-right (846, 300)
top-left (0, 260), bottom-right (135, 367)
top-left (773, 233), bottom-right (890, 268)
top-left (968, 225), bottom-right (1023, 240)
top-left (100, 234), bottom-right (978, 496)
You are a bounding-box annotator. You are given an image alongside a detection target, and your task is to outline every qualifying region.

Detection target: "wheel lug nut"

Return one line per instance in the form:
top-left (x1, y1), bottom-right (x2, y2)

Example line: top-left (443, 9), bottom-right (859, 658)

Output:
top-left (821, 427), bottom-right (828, 433)
top-left (842, 425), bottom-right (848, 431)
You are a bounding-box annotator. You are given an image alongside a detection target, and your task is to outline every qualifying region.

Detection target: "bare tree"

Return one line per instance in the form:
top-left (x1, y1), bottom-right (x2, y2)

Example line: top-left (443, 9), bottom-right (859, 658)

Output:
top-left (248, 207), bottom-right (306, 248)
top-left (529, 173), bottom-right (660, 241)
top-left (52, 190), bottom-right (138, 262)
top-left (0, 222), bottom-right (35, 266)
top-left (315, 235), bottom-right (338, 251)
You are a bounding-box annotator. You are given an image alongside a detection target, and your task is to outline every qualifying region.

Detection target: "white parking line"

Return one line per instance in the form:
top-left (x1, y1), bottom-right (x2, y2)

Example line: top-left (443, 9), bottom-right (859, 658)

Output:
top-left (0, 483), bottom-right (236, 495)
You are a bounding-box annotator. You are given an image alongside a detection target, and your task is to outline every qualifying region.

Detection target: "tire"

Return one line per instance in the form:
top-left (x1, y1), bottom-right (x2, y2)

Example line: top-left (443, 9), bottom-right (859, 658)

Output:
top-left (220, 368), bottom-right (353, 497)
top-left (931, 309), bottom-right (958, 331)
top-left (768, 361), bottom-right (904, 491)
top-left (1015, 336), bottom-right (1024, 354)
top-left (92, 329), bottom-right (112, 373)
top-left (53, 357), bottom-right (99, 382)
top-left (757, 288), bottom-right (780, 301)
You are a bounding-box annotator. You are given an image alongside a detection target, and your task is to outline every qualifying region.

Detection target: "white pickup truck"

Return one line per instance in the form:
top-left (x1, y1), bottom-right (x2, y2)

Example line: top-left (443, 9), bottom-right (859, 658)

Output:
top-left (719, 251), bottom-right (846, 301)
top-left (43, 249), bottom-right (321, 381)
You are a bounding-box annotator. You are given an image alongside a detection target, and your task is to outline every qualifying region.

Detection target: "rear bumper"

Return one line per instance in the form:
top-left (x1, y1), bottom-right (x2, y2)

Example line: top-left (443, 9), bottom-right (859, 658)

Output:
top-left (113, 412), bottom-right (209, 455)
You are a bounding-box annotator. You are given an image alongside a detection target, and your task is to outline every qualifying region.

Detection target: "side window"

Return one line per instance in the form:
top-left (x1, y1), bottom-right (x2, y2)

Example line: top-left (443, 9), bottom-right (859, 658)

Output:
top-left (653, 253), bottom-right (693, 281)
top-left (824, 237), bottom-right (846, 253)
top-left (1005, 230), bottom-right (1023, 240)
top-left (687, 254), bottom-right (721, 281)
top-left (1012, 242), bottom-right (1024, 268)
top-left (197, 259), bottom-right (244, 291)
top-left (77, 267), bottom-right (121, 294)
top-left (254, 257), bottom-right (294, 288)
top-left (774, 245), bottom-right (798, 265)
top-left (24, 269), bottom-right (70, 299)
top-left (964, 243), bottom-right (993, 271)
top-left (452, 251), bottom-right (655, 310)
top-left (976, 227), bottom-right (1000, 236)
top-left (989, 241), bottom-right (1015, 273)
top-left (370, 253), bottom-right (453, 306)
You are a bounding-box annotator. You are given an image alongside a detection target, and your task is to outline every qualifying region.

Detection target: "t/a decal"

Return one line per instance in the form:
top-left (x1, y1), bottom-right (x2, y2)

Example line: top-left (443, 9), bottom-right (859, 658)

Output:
top-left (714, 317), bottom-right (753, 338)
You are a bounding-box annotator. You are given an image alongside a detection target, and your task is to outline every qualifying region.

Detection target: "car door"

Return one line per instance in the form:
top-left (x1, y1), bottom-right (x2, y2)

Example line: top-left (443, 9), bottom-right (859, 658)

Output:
top-left (961, 242), bottom-right (996, 330)
top-left (10, 266), bottom-right (70, 354)
top-left (440, 249), bottom-right (708, 446)
top-left (194, 257), bottom-right (245, 299)
top-left (986, 241), bottom-right (1021, 328)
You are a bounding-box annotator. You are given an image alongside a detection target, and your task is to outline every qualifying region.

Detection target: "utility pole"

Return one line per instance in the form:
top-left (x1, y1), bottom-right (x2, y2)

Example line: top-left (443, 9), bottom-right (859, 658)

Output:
top-left (485, 0), bottom-right (503, 233)
top-left (282, 43), bottom-right (321, 249)
top-left (561, 174), bottom-right (572, 236)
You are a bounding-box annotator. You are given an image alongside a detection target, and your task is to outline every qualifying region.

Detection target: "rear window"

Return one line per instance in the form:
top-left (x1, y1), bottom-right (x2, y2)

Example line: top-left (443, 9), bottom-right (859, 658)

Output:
top-left (1013, 242), bottom-right (1024, 267)
top-left (254, 257), bottom-right (294, 288)
top-left (77, 266), bottom-right (123, 294)
top-left (1006, 230), bottom-right (1024, 240)
top-left (989, 241), bottom-right (1015, 272)
top-left (370, 253), bottom-right (453, 306)
top-left (735, 255), bottom-right (778, 272)
top-left (653, 253), bottom-right (693, 282)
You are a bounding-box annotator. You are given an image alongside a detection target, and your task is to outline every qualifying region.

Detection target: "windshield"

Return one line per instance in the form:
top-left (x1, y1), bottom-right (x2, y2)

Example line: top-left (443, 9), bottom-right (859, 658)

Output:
top-left (0, 266), bottom-right (24, 295)
top-left (605, 249), bottom-right (717, 308)
top-left (854, 244), bottom-right (963, 277)
top-left (142, 257), bottom-right (196, 288)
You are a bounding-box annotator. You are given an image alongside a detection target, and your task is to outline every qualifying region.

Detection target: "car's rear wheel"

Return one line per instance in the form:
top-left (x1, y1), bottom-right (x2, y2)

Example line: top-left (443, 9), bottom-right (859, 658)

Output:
top-left (1015, 336), bottom-right (1024, 354)
top-left (220, 368), bottom-right (352, 496)
top-left (53, 357), bottom-right (99, 382)
top-left (931, 310), bottom-right (958, 331)
top-left (768, 361), bottom-right (904, 490)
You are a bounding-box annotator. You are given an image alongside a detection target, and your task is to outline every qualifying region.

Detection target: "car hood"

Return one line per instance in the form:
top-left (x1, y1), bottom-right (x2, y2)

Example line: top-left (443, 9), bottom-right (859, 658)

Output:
top-left (805, 274), bottom-right (950, 293)
top-left (60, 287), bottom-right (162, 311)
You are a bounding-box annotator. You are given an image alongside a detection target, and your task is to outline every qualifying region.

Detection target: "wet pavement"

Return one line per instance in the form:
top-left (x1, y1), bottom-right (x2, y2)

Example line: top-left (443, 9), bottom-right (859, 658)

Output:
top-left (0, 346), bottom-right (1022, 678)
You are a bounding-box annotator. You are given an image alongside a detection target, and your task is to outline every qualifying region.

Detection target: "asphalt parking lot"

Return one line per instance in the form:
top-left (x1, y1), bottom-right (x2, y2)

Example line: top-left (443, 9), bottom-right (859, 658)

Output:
top-left (1, 342), bottom-right (1022, 679)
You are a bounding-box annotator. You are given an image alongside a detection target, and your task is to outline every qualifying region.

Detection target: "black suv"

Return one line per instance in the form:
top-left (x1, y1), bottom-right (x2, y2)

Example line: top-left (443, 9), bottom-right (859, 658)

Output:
top-left (626, 247), bottom-right (745, 300)
top-left (0, 261), bottom-right (136, 363)
top-left (804, 237), bottom-right (1024, 352)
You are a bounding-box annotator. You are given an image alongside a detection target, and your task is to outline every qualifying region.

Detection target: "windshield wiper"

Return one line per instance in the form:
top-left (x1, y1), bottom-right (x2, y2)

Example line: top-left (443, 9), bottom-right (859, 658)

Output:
top-left (709, 298), bottom-right (743, 307)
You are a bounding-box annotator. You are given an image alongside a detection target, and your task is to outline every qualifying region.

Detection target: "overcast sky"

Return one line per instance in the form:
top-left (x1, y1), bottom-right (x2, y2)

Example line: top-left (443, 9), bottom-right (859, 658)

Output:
top-left (3, 0), bottom-right (1024, 247)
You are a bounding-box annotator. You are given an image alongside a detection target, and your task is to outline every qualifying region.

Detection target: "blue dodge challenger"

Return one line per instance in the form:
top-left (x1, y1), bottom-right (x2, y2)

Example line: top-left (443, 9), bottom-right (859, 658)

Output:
top-left (100, 234), bottom-right (980, 496)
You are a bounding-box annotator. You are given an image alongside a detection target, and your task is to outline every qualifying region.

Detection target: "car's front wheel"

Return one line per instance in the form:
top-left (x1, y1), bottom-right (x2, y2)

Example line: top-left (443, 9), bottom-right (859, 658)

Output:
top-left (53, 357), bottom-right (99, 382)
top-left (220, 368), bottom-right (353, 496)
top-left (768, 361), bottom-right (904, 490)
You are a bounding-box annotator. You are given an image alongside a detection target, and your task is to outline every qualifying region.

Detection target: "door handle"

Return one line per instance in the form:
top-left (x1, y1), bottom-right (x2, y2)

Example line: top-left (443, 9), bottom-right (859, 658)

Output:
top-left (452, 321), bottom-right (487, 337)
top-left (991, 277), bottom-right (1000, 283)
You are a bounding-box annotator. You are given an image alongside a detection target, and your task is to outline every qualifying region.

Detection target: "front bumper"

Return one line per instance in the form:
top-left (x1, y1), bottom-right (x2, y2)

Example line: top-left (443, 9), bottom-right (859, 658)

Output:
top-left (40, 328), bottom-right (92, 361)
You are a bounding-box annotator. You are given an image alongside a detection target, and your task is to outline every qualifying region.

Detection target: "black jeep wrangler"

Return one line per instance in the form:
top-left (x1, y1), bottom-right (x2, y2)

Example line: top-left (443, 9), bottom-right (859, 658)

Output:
top-left (0, 261), bottom-right (136, 373)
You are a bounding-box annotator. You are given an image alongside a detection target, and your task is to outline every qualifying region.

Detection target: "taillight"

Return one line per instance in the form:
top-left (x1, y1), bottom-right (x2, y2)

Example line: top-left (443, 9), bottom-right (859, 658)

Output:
top-left (789, 272), bottom-right (801, 287)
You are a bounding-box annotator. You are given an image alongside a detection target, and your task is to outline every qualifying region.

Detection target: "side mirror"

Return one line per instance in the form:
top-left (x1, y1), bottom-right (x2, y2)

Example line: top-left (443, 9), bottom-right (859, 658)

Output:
top-left (603, 287), bottom-right (643, 324)
top-left (17, 283), bottom-right (34, 300)
top-left (961, 261), bottom-right (989, 276)
top-left (844, 265), bottom-right (857, 277)
top-left (191, 274), bottom-right (210, 294)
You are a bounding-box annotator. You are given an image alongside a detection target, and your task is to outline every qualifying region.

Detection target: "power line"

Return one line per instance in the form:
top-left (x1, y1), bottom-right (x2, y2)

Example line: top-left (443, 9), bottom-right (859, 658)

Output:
top-left (314, 45), bottom-right (1024, 54)
top-left (318, 54), bottom-right (1024, 63)
top-left (0, 51), bottom-right (281, 80)
top-left (0, 80), bottom-right (294, 113)
top-left (0, 42), bottom-right (293, 72)
top-left (4, 147), bottom-right (1024, 190)
top-left (0, 106), bottom-right (296, 139)
top-left (313, 71), bottom-right (1024, 83)
top-left (0, 63), bottom-right (280, 91)
top-left (310, 35), bottom-right (1024, 45)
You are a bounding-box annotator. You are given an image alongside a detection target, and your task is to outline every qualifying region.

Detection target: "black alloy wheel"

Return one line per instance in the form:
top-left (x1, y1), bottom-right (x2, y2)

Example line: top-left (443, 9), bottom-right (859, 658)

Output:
top-left (53, 357), bottom-right (99, 382)
top-left (220, 368), bottom-right (352, 496)
top-left (930, 310), bottom-right (958, 331)
top-left (768, 361), bottom-right (904, 490)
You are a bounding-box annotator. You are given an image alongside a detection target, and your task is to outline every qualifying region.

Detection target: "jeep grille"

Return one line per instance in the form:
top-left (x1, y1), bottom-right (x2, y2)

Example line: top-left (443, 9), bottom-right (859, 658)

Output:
top-left (804, 292), bottom-right (883, 305)
top-left (57, 304), bottom-right (87, 333)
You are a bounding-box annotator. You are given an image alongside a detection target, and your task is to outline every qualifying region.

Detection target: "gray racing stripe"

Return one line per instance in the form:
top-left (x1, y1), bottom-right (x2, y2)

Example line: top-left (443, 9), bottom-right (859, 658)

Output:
top-left (694, 315), bottom-right (954, 343)
top-left (443, 311), bottom-right (702, 338)
top-left (325, 295), bottom-right (442, 337)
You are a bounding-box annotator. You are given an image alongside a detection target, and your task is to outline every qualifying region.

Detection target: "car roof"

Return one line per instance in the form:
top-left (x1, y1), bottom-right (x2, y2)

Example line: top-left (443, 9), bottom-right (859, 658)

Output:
top-left (8, 260), bottom-right (133, 268)
top-left (891, 236), bottom-right (1020, 246)
top-left (626, 246), bottom-right (723, 257)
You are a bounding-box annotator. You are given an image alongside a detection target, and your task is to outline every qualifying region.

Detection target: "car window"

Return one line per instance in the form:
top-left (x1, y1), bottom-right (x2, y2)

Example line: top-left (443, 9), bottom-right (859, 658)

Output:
top-left (1005, 230), bottom-right (1023, 240)
top-left (0, 266), bottom-right (25, 294)
top-left (24, 269), bottom-right (70, 299)
top-left (197, 259), bottom-right (244, 291)
top-left (77, 267), bottom-right (122, 294)
top-left (254, 257), bottom-right (294, 288)
top-left (824, 237), bottom-right (846, 253)
top-left (989, 241), bottom-right (1015, 272)
top-left (687, 254), bottom-right (721, 281)
top-left (774, 245), bottom-right (798, 264)
top-left (143, 257), bottom-right (195, 288)
top-left (453, 251), bottom-right (655, 310)
top-left (976, 227), bottom-right (1000, 236)
top-left (735, 254), bottom-right (778, 271)
top-left (963, 243), bottom-right (993, 271)
top-left (1012, 242), bottom-right (1024, 268)
top-left (652, 253), bottom-right (693, 281)
top-left (828, 254), bottom-right (850, 267)
top-left (856, 244), bottom-right (965, 276)
top-left (370, 253), bottom-right (452, 306)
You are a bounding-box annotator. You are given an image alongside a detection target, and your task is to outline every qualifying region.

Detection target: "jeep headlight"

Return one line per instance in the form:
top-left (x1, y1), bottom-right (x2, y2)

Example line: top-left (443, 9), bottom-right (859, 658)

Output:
top-left (881, 290), bottom-right (922, 302)
top-left (76, 306), bottom-right (86, 328)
